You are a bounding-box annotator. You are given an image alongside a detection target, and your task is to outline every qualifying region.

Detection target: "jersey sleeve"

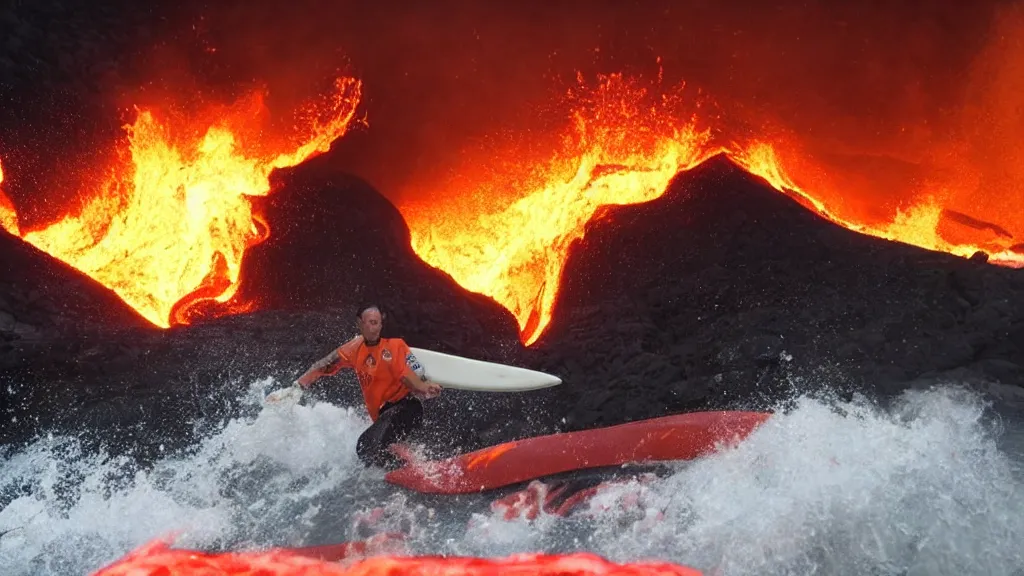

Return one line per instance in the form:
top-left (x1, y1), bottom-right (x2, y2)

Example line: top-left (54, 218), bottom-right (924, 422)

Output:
top-left (338, 337), bottom-right (362, 365)
top-left (323, 336), bottom-right (359, 375)
top-left (395, 339), bottom-right (426, 382)
top-left (296, 338), bottom-right (352, 386)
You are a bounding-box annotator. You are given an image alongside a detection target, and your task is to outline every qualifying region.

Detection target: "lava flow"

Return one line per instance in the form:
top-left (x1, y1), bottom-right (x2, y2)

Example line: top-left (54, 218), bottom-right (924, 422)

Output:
top-left (402, 72), bottom-right (1024, 346)
top-left (0, 161), bottom-right (18, 236)
top-left (3, 69), bottom-right (1022, 345)
top-left (2, 77), bottom-right (362, 328)
top-left (402, 73), bottom-right (723, 345)
top-left (91, 537), bottom-right (703, 576)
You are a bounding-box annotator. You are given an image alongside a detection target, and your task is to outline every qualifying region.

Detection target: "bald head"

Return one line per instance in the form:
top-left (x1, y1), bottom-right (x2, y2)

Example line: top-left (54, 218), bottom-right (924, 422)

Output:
top-left (356, 305), bottom-right (384, 343)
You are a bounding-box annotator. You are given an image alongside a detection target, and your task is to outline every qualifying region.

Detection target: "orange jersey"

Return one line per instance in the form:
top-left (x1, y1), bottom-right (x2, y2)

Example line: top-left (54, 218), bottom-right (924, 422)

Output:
top-left (330, 336), bottom-right (421, 421)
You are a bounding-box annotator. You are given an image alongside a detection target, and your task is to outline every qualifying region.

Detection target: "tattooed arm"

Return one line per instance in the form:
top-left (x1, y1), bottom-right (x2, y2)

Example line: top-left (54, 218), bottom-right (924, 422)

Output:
top-left (295, 350), bottom-right (341, 387)
top-left (295, 337), bottom-right (360, 388)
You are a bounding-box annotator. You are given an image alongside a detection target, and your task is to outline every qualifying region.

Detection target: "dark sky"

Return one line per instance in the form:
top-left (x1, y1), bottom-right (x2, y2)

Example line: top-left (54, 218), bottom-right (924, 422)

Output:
top-left (0, 0), bottom-right (1015, 227)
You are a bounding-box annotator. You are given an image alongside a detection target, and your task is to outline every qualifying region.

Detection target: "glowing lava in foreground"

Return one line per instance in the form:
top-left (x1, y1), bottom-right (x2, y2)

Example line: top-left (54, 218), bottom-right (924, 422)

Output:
top-left (403, 73), bottom-right (1024, 345)
top-left (1, 77), bottom-right (362, 327)
top-left (91, 538), bottom-right (703, 576)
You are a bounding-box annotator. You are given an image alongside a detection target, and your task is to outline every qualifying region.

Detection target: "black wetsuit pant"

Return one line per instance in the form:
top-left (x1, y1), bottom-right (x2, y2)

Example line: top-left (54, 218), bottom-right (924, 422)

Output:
top-left (356, 395), bottom-right (423, 470)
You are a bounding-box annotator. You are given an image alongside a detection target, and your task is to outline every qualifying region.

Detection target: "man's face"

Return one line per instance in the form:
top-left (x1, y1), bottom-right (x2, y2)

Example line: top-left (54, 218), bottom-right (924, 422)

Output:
top-left (357, 308), bottom-right (383, 342)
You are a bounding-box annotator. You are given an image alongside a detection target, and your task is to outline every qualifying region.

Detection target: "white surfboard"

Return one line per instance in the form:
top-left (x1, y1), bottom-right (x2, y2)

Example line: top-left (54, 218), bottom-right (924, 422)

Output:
top-left (408, 347), bottom-right (561, 392)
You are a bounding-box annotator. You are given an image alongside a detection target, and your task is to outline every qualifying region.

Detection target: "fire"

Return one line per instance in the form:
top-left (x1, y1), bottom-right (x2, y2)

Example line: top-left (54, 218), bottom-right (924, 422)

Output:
top-left (5, 77), bottom-right (362, 327)
top-left (403, 73), bottom-right (1024, 346)
top-left (731, 141), bottom-right (1024, 267)
top-left (3, 67), bottom-right (1021, 344)
top-left (402, 74), bottom-right (722, 345)
top-left (0, 161), bottom-right (19, 236)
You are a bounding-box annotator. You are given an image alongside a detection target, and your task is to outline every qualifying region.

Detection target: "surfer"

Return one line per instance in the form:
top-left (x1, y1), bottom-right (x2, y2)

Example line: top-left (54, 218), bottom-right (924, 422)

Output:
top-left (287, 303), bottom-right (442, 469)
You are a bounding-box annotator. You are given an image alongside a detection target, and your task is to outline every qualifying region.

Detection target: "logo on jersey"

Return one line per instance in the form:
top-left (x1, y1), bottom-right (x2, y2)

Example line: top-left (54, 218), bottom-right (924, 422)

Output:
top-left (356, 372), bottom-right (373, 390)
top-left (364, 354), bottom-right (376, 368)
top-left (381, 348), bottom-right (392, 362)
top-left (406, 352), bottom-right (427, 381)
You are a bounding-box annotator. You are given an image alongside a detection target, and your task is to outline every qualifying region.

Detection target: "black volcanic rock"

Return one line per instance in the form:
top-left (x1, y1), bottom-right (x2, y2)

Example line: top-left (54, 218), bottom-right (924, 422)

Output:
top-left (0, 228), bottom-right (152, 342)
top-left (525, 154), bottom-right (1024, 431)
top-left (0, 228), bottom-right (160, 451)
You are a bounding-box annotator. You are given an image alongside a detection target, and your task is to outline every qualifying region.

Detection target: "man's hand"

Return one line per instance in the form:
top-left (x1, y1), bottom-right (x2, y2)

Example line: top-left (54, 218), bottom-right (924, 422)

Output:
top-left (266, 383), bottom-right (303, 405)
top-left (419, 380), bottom-right (442, 399)
top-left (295, 372), bottom-right (317, 389)
top-left (405, 376), bottom-right (442, 400)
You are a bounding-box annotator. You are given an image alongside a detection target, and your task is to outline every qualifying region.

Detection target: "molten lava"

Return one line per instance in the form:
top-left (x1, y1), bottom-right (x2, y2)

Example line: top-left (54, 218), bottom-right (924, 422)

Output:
top-left (403, 73), bottom-right (1024, 345)
top-left (3, 77), bottom-right (362, 327)
top-left (0, 161), bottom-right (18, 236)
top-left (91, 538), bottom-right (704, 576)
top-left (402, 74), bottom-right (722, 345)
top-left (2, 67), bottom-right (1021, 344)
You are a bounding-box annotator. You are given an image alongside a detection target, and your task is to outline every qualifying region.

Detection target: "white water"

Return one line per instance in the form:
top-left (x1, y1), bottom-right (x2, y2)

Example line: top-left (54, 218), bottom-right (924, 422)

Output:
top-left (2, 381), bottom-right (1023, 575)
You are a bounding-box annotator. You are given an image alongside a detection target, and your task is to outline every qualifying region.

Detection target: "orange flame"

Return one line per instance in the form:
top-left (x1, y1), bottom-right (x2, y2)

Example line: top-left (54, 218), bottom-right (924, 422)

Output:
top-left (4, 69), bottom-right (1021, 343)
top-left (6, 77), bottom-right (362, 327)
top-left (730, 141), bottom-right (1024, 268)
top-left (403, 72), bottom-right (1024, 345)
top-left (0, 161), bottom-right (19, 236)
top-left (402, 74), bottom-right (721, 345)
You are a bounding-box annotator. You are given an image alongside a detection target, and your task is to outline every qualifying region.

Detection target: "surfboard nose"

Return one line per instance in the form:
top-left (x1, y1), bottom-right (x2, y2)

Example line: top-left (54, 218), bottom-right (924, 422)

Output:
top-left (409, 347), bottom-right (563, 392)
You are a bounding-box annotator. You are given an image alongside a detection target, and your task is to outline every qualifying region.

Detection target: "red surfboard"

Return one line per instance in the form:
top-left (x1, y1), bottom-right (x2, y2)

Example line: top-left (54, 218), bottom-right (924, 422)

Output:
top-left (386, 410), bottom-right (771, 494)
